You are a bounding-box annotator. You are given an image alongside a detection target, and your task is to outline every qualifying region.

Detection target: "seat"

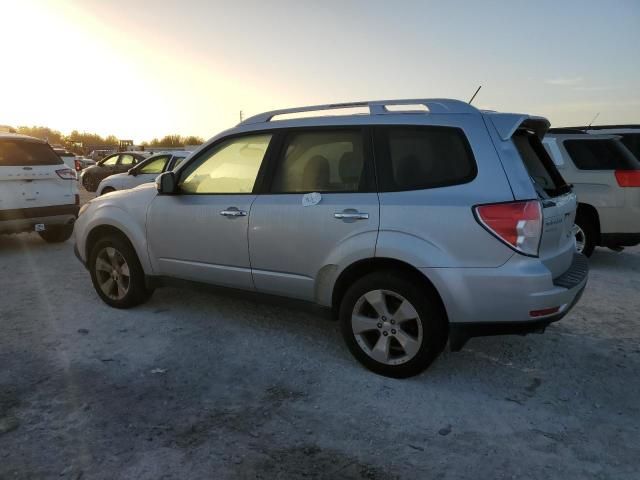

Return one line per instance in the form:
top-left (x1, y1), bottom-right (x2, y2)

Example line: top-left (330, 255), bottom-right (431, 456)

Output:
top-left (302, 155), bottom-right (330, 191)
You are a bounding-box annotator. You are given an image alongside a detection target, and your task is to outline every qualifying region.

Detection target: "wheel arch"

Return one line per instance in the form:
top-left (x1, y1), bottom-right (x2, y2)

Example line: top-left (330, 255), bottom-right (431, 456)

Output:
top-left (330, 257), bottom-right (449, 323)
top-left (85, 224), bottom-right (149, 274)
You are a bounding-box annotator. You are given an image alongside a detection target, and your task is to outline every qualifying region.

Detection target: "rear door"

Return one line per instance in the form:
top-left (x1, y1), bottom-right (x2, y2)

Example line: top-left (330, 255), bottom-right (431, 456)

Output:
top-left (511, 130), bottom-right (577, 275)
top-left (0, 139), bottom-right (75, 211)
top-left (248, 128), bottom-right (379, 301)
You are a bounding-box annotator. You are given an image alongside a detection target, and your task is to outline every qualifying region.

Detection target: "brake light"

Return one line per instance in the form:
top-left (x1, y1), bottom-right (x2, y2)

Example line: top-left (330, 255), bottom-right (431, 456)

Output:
top-left (615, 170), bottom-right (640, 187)
top-left (74, 159), bottom-right (82, 171)
top-left (56, 168), bottom-right (76, 180)
top-left (474, 200), bottom-right (542, 256)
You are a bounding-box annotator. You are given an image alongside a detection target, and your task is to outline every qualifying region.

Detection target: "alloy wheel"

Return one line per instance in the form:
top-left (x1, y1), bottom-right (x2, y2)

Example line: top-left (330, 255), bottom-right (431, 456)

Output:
top-left (351, 289), bottom-right (423, 365)
top-left (574, 224), bottom-right (586, 254)
top-left (95, 246), bottom-right (131, 300)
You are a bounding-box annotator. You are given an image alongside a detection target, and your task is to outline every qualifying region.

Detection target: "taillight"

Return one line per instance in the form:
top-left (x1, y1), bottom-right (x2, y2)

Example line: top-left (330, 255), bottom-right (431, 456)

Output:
top-left (56, 168), bottom-right (76, 180)
top-left (74, 159), bottom-right (82, 171)
top-left (474, 200), bottom-right (542, 256)
top-left (615, 170), bottom-right (640, 187)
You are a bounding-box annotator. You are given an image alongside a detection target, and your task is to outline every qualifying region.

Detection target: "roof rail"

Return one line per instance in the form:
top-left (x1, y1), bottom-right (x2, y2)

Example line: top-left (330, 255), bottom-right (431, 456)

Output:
top-left (240, 98), bottom-right (478, 125)
top-left (551, 124), bottom-right (640, 131)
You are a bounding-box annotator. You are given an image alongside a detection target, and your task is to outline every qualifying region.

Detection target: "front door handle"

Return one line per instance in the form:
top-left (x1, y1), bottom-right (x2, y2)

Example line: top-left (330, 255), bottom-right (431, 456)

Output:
top-left (334, 211), bottom-right (369, 220)
top-left (220, 208), bottom-right (247, 217)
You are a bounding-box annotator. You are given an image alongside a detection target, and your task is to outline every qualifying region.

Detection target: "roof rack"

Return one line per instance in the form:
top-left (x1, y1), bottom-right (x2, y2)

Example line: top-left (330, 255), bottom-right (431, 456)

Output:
top-left (547, 128), bottom-right (589, 134)
top-left (550, 124), bottom-right (640, 131)
top-left (240, 98), bottom-right (478, 125)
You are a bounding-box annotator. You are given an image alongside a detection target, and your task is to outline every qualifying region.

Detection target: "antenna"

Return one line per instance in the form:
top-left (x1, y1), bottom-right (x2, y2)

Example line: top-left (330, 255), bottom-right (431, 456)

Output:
top-left (239, 110), bottom-right (244, 122)
top-left (587, 112), bottom-right (600, 128)
top-left (468, 85), bottom-right (482, 104)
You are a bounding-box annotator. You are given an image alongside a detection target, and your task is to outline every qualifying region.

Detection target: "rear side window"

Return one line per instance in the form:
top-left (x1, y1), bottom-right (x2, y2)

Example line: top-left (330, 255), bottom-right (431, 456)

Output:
top-left (0, 140), bottom-right (63, 166)
top-left (619, 134), bottom-right (640, 163)
top-left (374, 126), bottom-right (476, 192)
top-left (513, 131), bottom-right (569, 197)
top-left (270, 129), bottom-right (368, 193)
top-left (563, 139), bottom-right (640, 170)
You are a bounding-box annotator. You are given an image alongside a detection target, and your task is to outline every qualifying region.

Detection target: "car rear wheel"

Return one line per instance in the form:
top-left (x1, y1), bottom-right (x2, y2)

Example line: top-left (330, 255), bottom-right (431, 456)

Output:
top-left (574, 213), bottom-right (596, 257)
top-left (38, 224), bottom-right (74, 243)
top-left (89, 235), bottom-right (153, 308)
top-left (339, 271), bottom-right (447, 378)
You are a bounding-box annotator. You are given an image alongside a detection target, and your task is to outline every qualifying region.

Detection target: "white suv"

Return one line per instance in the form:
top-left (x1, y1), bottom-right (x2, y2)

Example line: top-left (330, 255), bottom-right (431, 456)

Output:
top-left (0, 133), bottom-right (79, 242)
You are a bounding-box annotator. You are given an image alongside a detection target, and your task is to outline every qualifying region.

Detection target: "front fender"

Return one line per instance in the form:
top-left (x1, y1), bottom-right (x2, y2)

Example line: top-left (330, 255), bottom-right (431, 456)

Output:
top-left (75, 203), bottom-right (152, 274)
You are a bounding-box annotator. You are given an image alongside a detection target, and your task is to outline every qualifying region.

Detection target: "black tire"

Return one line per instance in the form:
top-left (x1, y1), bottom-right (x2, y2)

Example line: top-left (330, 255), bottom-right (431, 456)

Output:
top-left (575, 212), bottom-right (597, 257)
top-left (100, 187), bottom-right (115, 196)
top-left (82, 175), bottom-right (97, 192)
top-left (88, 234), bottom-right (153, 308)
top-left (38, 224), bottom-right (74, 243)
top-left (339, 271), bottom-right (448, 378)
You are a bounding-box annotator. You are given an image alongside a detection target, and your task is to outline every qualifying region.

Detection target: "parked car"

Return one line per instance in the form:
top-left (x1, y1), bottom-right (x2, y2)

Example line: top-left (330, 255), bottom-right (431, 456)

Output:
top-left (0, 133), bottom-right (79, 242)
top-left (74, 99), bottom-right (588, 377)
top-left (96, 151), bottom-right (191, 195)
top-left (52, 148), bottom-right (79, 173)
top-left (74, 156), bottom-right (96, 171)
top-left (551, 125), bottom-right (640, 161)
top-left (79, 151), bottom-right (148, 192)
top-left (542, 131), bottom-right (640, 256)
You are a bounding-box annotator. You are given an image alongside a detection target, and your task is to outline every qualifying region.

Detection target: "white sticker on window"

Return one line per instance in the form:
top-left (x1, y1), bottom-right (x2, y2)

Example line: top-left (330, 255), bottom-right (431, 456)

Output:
top-left (302, 192), bottom-right (322, 207)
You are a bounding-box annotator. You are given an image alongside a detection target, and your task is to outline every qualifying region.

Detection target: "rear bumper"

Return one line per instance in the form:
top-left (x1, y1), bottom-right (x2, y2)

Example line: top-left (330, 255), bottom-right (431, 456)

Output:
top-left (421, 252), bottom-right (588, 350)
top-left (600, 233), bottom-right (640, 247)
top-left (0, 205), bottom-right (79, 234)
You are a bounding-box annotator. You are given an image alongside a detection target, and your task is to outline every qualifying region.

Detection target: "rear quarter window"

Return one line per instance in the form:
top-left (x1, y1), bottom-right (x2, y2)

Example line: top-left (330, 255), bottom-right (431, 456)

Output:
top-left (619, 133), bottom-right (640, 162)
top-left (374, 126), bottom-right (476, 191)
top-left (563, 139), bottom-right (640, 170)
top-left (0, 140), bottom-right (63, 166)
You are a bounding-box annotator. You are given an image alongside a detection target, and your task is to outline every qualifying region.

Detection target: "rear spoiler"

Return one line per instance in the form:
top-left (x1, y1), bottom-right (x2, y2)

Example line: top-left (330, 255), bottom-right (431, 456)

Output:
top-left (486, 113), bottom-right (550, 141)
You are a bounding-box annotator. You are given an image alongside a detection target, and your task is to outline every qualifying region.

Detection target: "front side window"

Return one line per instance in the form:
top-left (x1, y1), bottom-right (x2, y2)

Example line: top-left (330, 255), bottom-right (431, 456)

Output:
top-left (179, 134), bottom-right (272, 194)
top-left (0, 140), bottom-right (63, 166)
top-left (375, 126), bottom-right (476, 191)
top-left (102, 155), bottom-right (118, 166)
top-left (139, 155), bottom-right (170, 174)
top-left (564, 139), bottom-right (640, 170)
top-left (270, 130), bottom-right (366, 193)
top-left (171, 157), bottom-right (185, 170)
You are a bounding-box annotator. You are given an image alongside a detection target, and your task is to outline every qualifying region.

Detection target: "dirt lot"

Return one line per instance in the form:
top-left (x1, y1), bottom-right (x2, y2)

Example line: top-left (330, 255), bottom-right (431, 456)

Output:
top-left (1, 222), bottom-right (639, 478)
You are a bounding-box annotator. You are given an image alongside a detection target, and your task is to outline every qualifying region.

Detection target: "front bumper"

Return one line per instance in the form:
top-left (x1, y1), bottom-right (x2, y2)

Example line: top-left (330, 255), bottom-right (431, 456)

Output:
top-left (421, 253), bottom-right (589, 350)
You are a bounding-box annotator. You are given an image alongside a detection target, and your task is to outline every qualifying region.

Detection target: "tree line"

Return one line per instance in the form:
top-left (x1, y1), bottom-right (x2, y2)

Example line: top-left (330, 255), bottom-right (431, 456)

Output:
top-left (15, 126), bottom-right (204, 152)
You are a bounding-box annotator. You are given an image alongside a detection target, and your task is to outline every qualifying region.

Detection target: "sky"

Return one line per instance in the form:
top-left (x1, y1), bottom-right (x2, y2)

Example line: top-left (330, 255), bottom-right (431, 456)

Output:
top-left (1, 0), bottom-right (638, 143)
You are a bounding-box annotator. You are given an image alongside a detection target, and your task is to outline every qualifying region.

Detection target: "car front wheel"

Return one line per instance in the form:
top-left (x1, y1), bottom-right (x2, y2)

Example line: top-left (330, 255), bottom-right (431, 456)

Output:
top-left (339, 272), bottom-right (447, 378)
top-left (89, 235), bottom-right (153, 308)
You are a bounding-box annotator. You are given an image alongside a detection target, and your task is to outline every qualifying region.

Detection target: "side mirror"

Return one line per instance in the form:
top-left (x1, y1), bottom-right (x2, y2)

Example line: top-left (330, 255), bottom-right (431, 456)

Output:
top-left (128, 168), bottom-right (137, 176)
top-left (156, 171), bottom-right (177, 194)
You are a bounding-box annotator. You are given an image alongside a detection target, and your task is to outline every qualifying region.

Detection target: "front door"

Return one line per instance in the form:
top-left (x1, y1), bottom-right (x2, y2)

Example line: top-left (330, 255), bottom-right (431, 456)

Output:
top-left (249, 128), bottom-right (379, 301)
top-left (146, 133), bottom-right (274, 289)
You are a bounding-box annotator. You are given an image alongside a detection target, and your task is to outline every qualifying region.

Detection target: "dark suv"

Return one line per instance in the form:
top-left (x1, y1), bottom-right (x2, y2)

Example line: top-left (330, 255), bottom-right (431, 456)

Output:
top-left (79, 151), bottom-right (148, 192)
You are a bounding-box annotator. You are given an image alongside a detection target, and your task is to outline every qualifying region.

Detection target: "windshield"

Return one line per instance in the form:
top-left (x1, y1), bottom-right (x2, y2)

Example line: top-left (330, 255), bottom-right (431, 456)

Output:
top-left (513, 130), bottom-right (570, 197)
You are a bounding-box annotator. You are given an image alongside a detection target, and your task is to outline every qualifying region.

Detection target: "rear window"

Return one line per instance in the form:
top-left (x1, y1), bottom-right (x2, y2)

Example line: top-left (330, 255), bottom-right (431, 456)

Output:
top-left (563, 139), bottom-right (640, 170)
top-left (0, 140), bottom-right (63, 166)
top-left (620, 133), bottom-right (640, 161)
top-left (513, 131), bottom-right (569, 197)
top-left (374, 126), bottom-right (476, 191)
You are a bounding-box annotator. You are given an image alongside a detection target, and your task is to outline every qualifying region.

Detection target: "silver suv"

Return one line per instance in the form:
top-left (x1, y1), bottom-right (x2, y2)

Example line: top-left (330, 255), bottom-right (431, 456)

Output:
top-left (544, 130), bottom-right (640, 256)
top-left (74, 99), bottom-right (588, 377)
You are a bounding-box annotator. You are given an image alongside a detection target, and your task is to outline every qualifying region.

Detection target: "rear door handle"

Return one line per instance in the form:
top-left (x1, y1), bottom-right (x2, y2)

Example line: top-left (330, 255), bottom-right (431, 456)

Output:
top-left (220, 208), bottom-right (247, 217)
top-left (334, 211), bottom-right (369, 220)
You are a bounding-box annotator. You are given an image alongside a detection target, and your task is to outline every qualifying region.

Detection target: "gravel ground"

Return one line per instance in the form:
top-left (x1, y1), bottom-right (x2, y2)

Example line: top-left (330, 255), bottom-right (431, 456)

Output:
top-left (1, 213), bottom-right (639, 479)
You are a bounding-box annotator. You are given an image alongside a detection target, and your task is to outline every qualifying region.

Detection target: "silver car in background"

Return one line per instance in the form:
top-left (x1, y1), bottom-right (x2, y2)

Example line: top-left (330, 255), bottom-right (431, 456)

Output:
top-left (74, 99), bottom-right (588, 377)
top-left (96, 151), bottom-right (191, 195)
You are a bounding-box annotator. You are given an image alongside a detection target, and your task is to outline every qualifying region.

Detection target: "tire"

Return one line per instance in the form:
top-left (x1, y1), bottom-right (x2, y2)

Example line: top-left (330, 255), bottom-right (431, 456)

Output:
top-left (339, 271), bottom-right (448, 378)
top-left (38, 224), bottom-right (74, 243)
top-left (88, 234), bottom-right (153, 308)
top-left (82, 175), bottom-right (97, 192)
top-left (100, 187), bottom-right (115, 196)
top-left (574, 212), bottom-right (597, 257)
